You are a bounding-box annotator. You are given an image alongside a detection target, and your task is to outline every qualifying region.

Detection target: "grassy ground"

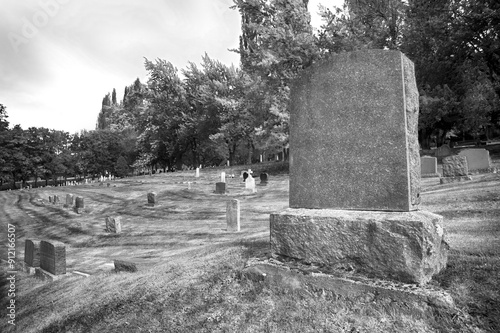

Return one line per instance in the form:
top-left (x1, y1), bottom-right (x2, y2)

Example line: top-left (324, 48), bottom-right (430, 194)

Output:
top-left (0, 165), bottom-right (499, 333)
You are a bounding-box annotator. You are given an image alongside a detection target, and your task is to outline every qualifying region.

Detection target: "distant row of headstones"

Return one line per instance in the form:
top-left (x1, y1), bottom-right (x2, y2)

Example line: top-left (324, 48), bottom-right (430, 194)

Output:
top-left (421, 148), bottom-right (495, 183)
top-left (29, 170), bottom-right (252, 279)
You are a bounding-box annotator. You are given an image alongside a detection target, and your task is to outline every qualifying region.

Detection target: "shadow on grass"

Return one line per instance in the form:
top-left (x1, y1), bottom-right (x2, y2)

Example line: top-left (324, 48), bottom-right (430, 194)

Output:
top-left (434, 251), bottom-right (500, 332)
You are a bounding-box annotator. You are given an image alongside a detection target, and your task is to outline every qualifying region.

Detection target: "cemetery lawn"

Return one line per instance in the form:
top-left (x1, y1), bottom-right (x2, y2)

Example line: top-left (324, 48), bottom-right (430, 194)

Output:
top-left (1, 166), bottom-right (499, 333)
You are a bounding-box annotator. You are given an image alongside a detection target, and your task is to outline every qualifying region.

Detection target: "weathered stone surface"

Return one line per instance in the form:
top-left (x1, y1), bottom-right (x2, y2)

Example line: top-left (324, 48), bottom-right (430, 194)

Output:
top-left (114, 259), bottom-right (138, 273)
top-left (227, 199), bottom-right (240, 232)
top-left (75, 196), bottom-right (84, 208)
top-left (270, 209), bottom-right (448, 284)
top-left (242, 261), bottom-right (455, 313)
top-left (439, 175), bottom-right (472, 184)
top-left (435, 144), bottom-right (453, 158)
top-left (24, 239), bottom-right (41, 267)
top-left (442, 155), bottom-right (468, 177)
top-left (420, 156), bottom-right (439, 177)
top-left (458, 148), bottom-right (492, 173)
top-left (40, 240), bottom-right (66, 275)
top-left (105, 216), bottom-right (122, 233)
top-left (289, 49), bottom-right (420, 211)
top-left (215, 182), bottom-right (226, 194)
top-left (65, 194), bottom-right (74, 206)
top-left (147, 192), bottom-right (157, 206)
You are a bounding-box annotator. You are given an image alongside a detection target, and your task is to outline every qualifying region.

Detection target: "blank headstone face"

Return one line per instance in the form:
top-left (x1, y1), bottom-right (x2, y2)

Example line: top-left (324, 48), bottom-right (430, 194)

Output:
top-left (24, 239), bottom-right (41, 267)
top-left (75, 196), bottom-right (84, 208)
top-left (442, 155), bottom-right (469, 177)
top-left (260, 173), bottom-right (269, 183)
top-left (148, 192), bottom-right (157, 205)
top-left (215, 182), bottom-right (226, 194)
top-left (458, 149), bottom-right (491, 172)
top-left (195, 168), bottom-right (200, 177)
top-left (220, 172), bottom-right (226, 183)
top-left (289, 49), bottom-right (420, 212)
top-left (226, 199), bottom-right (240, 232)
top-left (66, 194), bottom-right (74, 206)
top-left (245, 175), bottom-right (256, 192)
top-left (421, 156), bottom-right (438, 174)
top-left (40, 240), bottom-right (66, 275)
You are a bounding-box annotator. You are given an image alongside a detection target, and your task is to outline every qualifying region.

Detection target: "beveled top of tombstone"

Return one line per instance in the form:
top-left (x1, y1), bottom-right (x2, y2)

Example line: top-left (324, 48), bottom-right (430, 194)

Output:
top-left (290, 49), bottom-right (420, 212)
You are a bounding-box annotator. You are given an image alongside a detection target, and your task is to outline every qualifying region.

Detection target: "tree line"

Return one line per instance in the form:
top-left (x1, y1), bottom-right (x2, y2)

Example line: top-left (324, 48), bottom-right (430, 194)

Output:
top-left (1, 0), bottom-right (499, 188)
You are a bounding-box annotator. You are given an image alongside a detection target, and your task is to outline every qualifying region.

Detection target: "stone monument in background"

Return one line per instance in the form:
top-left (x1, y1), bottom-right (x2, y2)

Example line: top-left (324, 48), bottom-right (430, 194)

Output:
top-left (271, 50), bottom-right (449, 285)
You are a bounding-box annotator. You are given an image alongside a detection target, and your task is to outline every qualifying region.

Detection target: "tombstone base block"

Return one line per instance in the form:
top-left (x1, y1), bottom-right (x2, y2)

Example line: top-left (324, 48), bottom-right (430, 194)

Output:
top-left (421, 173), bottom-right (440, 178)
top-left (270, 209), bottom-right (449, 285)
top-left (439, 176), bottom-right (472, 184)
top-left (242, 260), bottom-right (455, 315)
top-left (20, 261), bottom-right (36, 275)
top-left (35, 268), bottom-right (69, 282)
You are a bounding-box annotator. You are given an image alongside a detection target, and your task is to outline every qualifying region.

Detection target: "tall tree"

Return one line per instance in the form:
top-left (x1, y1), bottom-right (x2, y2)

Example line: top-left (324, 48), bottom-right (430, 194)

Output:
top-left (232, 0), bottom-right (319, 156)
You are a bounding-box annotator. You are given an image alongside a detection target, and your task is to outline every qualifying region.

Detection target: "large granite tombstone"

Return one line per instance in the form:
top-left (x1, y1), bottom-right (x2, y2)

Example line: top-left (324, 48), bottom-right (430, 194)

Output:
top-left (458, 148), bottom-right (493, 174)
top-left (39, 240), bottom-right (66, 275)
top-left (271, 50), bottom-right (448, 285)
top-left (289, 50), bottom-right (420, 211)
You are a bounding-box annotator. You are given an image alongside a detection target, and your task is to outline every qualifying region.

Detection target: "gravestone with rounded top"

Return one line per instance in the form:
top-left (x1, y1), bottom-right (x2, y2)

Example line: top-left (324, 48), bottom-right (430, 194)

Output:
top-left (260, 173), bottom-right (269, 185)
top-left (271, 49), bottom-right (448, 285)
top-left (75, 196), bottom-right (84, 214)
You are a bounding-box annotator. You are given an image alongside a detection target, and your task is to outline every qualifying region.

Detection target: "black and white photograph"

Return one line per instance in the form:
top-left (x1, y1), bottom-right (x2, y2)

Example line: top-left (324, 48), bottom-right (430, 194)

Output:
top-left (1, 0), bottom-right (499, 332)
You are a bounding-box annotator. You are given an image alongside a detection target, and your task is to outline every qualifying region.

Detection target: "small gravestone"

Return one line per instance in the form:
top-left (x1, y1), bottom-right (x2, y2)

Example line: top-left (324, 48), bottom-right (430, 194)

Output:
top-left (65, 194), bottom-right (74, 208)
top-left (114, 259), bottom-right (138, 273)
top-left (440, 155), bottom-right (472, 184)
top-left (54, 195), bottom-right (60, 204)
top-left (420, 156), bottom-right (439, 178)
top-left (195, 168), bottom-right (200, 178)
top-left (215, 182), bottom-right (226, 194)
top-left (227, 199), bottom-right (240, 232)
top-left (24, 239), bottom-right (41, 268)
top-left (147, 192), bottom-right (157, 206)
top-left (458, 148), bottom-right (494, 174)
top-left (75, 196), bottom-right (84, 214)
top-left (39, 240), bottom-right (66, 275)
top-left (245, 174), bottom-right (256, 193)
top-left (259, 173), bottom-right (269, 185)
top-left (105, 217), bottom-right (121, 233)
top-left (49, 196), bottom-right (53, 203)
top-left (435, 144), bottom-right (453, 159)
top-left (220, 172), bottom-right (226, 183)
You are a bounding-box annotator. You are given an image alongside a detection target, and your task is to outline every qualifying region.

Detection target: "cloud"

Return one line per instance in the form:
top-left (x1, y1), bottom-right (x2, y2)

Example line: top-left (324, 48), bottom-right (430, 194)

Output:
top-left (0, 0), bottom-right (241, 133)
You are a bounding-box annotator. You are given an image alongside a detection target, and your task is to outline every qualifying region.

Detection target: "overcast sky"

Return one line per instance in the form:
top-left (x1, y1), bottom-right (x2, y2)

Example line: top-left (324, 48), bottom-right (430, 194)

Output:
top-left (1, 0), bottom-right (343, 134)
